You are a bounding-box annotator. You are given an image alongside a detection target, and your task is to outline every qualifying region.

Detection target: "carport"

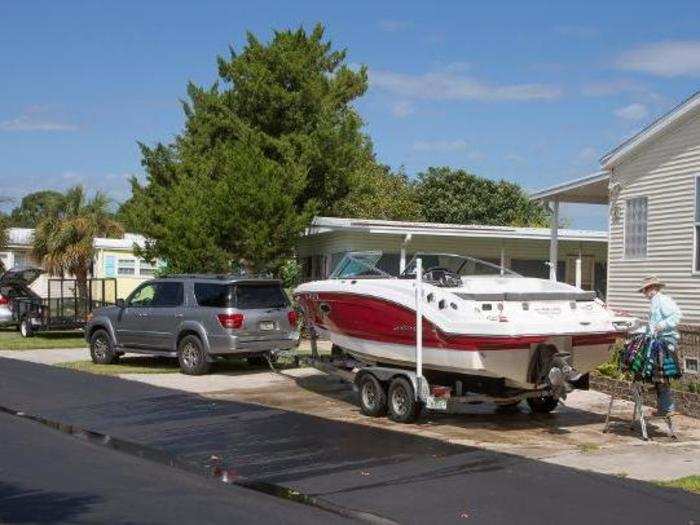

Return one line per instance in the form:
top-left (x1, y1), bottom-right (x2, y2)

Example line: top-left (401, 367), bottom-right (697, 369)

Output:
top-left (530, 171), bottom-right (610, 288)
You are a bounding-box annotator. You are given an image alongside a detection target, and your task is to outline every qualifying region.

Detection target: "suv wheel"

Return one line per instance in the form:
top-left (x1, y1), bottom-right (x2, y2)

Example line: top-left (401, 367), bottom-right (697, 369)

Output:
top-left (178, 335), bottom-right (210, 375)
top-left (90, 329), bottom-right (119, 364)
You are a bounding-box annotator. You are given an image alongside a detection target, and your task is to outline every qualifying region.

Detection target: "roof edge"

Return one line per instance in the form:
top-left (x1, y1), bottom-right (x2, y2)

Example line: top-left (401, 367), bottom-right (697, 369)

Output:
top-left (601, 90), bottom-right (700, 168)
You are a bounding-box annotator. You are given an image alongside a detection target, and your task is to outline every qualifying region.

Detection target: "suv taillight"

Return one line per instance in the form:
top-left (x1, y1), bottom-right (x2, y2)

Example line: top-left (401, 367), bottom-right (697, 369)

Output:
top-left (217, 313), bottom-right (244, 329)
top-left (0, 295), bottom-right (8, 306)
top-left (287, 310), bottom-right (298, 327)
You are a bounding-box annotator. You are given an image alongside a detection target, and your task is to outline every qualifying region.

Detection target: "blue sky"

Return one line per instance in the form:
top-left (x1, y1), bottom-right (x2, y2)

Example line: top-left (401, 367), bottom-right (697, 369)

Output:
top-left (2, 1), bottom-right (700, 229)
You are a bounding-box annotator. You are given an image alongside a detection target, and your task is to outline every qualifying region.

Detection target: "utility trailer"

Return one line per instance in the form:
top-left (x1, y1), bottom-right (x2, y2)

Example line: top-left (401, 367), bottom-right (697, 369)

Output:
top-left (0, 268), bottom-right (117, 337)
top-left (301, 258), bottom-right (574, 423)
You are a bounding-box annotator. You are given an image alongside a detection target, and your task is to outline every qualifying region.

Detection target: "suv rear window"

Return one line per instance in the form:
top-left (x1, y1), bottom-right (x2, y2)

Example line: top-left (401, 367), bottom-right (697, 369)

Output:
top-left (194, 282), bottom-right (288, 309)
top-left (236, 284), bottom-right (288, 309)
top-left (194, 283), bottom-right (234, 308)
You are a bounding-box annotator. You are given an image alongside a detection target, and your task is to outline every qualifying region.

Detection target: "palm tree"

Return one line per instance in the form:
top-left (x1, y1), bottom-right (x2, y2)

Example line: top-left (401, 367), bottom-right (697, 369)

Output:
top-left (33, 186), bottom-right (123, 301)
top-left (0, 215), bottom-right (8, 273)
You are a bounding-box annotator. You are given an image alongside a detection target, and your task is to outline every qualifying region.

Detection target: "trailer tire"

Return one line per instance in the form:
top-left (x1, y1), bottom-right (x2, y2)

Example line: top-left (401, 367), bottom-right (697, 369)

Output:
top-left (177, 335), bottom-right (210, 375)
top-left (358, 373), bottom-right (387, 417)
top-left (90, 329), bottom-right (118, 364)
top-left (527, 395), bottom-right (559, 414)
top-left (387, 377), bottom-right (421, 423)
top-left (19, 318), bottom-right (34, 338)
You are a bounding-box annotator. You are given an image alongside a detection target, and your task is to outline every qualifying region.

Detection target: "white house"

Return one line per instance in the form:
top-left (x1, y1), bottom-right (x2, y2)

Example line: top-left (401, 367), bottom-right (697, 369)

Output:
top-left (297, 216), bottom-right (608, 296)
top-left (532, 90), bottom-right (700, 375)
top-left (0, 228), bottom-right (153, 299)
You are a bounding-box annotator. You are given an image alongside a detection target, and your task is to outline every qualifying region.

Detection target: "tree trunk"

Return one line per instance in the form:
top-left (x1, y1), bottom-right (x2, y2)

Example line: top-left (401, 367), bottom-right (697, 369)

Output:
top-left (75, 268), bottom-right (89, 319)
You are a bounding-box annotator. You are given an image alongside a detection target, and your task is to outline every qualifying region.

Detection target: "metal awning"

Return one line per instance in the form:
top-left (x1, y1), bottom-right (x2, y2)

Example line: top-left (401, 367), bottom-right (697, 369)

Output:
top-left (530, 171), bottom-right (610, 204)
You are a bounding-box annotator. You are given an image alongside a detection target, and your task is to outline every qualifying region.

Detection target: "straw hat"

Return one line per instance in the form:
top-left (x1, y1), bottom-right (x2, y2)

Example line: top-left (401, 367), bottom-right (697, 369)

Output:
top-left (637, 275), bottom-right (666, 293)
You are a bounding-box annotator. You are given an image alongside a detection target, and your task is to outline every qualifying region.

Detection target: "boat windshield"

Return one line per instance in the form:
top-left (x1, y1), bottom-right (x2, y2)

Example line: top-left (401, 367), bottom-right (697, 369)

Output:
top-left (330, 252), bottom-right (395, 279)
top-left (328, 251), bottom-right (520, 279)
top-left (403, 253), bottom-right (521, 278)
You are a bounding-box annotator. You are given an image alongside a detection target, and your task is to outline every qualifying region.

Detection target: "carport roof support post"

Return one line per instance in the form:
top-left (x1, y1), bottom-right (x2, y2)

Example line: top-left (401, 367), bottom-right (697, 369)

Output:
top-left (549, 200), bottom-right (559, 282)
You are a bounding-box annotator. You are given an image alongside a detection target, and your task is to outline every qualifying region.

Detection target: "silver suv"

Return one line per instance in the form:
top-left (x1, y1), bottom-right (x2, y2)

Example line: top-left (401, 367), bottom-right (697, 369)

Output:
top-left (85, 275), bottom-right (299, 375)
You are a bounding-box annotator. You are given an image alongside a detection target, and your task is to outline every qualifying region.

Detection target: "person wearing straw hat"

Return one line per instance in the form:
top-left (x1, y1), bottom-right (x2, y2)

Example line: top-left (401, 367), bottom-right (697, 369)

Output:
top-left (638, 275), bottom-right (682, 416)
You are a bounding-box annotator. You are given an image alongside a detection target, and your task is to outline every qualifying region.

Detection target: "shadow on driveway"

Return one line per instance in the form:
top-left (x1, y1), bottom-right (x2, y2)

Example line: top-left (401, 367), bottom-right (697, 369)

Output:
top-left (0, 357), bottom-right (697, 524)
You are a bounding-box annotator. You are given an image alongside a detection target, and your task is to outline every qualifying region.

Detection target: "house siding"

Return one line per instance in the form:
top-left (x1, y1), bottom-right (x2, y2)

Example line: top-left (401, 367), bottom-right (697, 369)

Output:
top-left (607, 110), bottom-right (700, 324)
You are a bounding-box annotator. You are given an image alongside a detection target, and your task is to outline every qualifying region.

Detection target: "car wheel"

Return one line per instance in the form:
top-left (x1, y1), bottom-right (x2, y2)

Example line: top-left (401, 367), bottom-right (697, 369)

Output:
top-left (358, 373), bottom-right (387, 417)
top-left (90, 329), bottom-right (119, 364)
top-left (178, 335), bottom-right (210, 375)
top-left (387, 377), bottom-right (421, 423)
top-left (19, 318), bottom-right (34, 338)
top-left (527, 395), bottom-right (559, 414)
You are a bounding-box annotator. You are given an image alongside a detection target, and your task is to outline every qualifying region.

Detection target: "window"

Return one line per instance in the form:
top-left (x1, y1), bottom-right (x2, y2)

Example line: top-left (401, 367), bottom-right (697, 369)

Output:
top-left (236, 284), bottom-right (288, 309)
top-left (128, 283), bottom-right (156, 306)
top-left (625, 197), bottom-right (648, 258)
top-left (685, 357), bottom-right (699, 374)
top-left (118, 258), bottom-right (136, 275)
top-left (195, 283), bottom-right (233, 308)
top-left (695, 177), bottom-right (700, 271)
top-left (139, 259), bottom-right (157, 276)
top-left (151, 282), bottom-right (183, 307)
top-left (13, 252), bottom-right (29, 269)
top-left (127, 282), bottom-right (183, 307)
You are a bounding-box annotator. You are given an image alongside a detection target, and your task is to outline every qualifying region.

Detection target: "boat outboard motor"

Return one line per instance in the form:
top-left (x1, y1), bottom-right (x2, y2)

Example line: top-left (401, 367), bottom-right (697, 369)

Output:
top-left (528, 345), bottom-right (582, 400)
top-left (547, 352), bottom-right (582, 400)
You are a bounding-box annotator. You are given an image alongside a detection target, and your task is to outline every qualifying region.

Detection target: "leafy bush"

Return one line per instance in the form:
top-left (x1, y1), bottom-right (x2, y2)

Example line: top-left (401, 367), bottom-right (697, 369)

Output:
top-left (596, 340), bottom-right (625, 380)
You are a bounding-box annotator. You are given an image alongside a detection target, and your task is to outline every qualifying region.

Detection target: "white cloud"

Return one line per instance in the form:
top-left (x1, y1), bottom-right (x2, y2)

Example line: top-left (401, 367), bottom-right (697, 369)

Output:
top-left (614, 102), bottom-right (649, 121)
top-left (412, 139), bottom-right (469, 152)
top-left (370, 70), bottom-right (561, 101)
top-left (505, 153), bottom-right (525, 163)
top-left (378, 20), bottom-right (412, 32)
top-left (391, 100), bottom-right (414, 118)
top-left (617, 41), bottom-right (700, 77)
top-left (576, 146), bottom-right (599, 164)
top-left (0, 107), bottom-right (77, 132)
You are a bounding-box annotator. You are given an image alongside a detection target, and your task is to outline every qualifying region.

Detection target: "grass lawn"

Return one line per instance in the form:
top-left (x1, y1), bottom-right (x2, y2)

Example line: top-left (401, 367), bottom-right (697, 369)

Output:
top-left (0, 327), bottom-right (86, 350)
top-left (55, 353), bottom-right (303, 376)
top-left (656, 475), bottom-right (700, 494)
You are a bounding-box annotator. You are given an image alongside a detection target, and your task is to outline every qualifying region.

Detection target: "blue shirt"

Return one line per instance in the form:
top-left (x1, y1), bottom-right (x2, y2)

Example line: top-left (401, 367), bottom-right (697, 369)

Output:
top-left (648, 292), bottom-right (681, 341)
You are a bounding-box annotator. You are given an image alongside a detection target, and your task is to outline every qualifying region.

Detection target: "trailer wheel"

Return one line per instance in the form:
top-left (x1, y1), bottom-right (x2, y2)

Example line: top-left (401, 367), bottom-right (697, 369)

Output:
top-left (19, 318), bottom-right (34, 338)
top-left (358, 373), bottom-right (387, 417)
top-left (90, 329), bottom-right (118, 364)
top-left (178, 335), bottom-right (210, 375)
top-left (388, 377), bottom-right (421, 423)
top-left (527, 395), bottom-right (559, 414)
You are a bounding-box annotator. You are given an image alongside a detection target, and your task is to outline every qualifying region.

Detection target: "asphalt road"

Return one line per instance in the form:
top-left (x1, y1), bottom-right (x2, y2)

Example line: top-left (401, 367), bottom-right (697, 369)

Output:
top-left (0, 357), bottom-right (698, 524)
top-left (0, 410), bottom-right (347, 524)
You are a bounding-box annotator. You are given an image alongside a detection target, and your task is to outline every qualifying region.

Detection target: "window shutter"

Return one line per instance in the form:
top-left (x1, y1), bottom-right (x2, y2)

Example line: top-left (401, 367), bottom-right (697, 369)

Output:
top-left (104, 256), bottom-right (116, 277)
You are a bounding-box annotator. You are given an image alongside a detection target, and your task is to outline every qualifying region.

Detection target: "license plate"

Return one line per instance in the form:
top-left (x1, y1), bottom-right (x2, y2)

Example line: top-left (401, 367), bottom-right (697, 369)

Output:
top-left (260, 321), bottom-right (275, 331)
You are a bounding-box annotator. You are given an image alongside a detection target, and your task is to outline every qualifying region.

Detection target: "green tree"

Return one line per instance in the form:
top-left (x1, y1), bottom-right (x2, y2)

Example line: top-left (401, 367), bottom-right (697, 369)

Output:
top-left (33, 186), bottom-right (123, 298)
top-left (121, 24), bottom-right (374, 273)
top-left (9, 190), bottom-right (64, 227)
top-left (332, 164), bottom-right (422, 221)
top-left (415, 167), bottom-right (550, 227)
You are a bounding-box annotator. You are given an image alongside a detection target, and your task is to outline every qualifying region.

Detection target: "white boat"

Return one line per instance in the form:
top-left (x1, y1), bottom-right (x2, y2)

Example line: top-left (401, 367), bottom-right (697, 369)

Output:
top-left (294, 252), bottom-right (638, 396)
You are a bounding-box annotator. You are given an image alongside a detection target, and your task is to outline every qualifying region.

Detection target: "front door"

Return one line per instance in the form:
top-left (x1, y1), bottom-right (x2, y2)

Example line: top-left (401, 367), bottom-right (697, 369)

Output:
top-left (115, 282), bottom-right (158, 348)
top-left (141, 281), bottom-right (185, 350)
